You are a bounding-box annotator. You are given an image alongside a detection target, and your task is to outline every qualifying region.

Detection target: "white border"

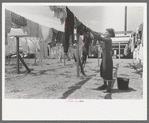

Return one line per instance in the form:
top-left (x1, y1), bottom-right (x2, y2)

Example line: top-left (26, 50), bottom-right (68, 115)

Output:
top-left (2, 3), bottom-right (147, 120)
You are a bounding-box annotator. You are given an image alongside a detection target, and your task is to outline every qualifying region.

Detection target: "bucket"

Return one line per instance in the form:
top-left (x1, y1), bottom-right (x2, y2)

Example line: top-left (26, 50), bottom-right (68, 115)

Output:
top-left (111, 79), bottom-right (116, 88)
top-left (117, 77), bottom-right (129, 90)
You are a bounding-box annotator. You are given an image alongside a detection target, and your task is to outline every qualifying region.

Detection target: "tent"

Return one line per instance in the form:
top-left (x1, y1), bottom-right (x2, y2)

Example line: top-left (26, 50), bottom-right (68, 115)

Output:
top-left (6, 28), bottom-right (40, 54)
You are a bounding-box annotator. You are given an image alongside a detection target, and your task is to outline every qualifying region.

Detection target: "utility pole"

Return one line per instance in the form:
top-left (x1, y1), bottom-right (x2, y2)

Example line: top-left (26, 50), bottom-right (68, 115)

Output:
top-left (125, 6), bottom-right (127, 35)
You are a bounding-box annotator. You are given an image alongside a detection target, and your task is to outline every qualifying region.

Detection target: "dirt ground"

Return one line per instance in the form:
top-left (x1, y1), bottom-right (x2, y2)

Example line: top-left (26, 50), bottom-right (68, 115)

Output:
top-left (4, 57), bottom-right (143, 99)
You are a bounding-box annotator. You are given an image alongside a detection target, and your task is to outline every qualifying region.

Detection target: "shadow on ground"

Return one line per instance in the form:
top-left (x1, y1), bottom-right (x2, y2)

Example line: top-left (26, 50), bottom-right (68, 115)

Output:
top-left (60, 78), bottom-right (92, 99)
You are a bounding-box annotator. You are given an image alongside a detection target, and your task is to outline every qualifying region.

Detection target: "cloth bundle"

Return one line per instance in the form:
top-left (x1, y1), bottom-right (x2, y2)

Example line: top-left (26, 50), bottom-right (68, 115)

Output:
top-left (49, 6), bottom-right (67, 25)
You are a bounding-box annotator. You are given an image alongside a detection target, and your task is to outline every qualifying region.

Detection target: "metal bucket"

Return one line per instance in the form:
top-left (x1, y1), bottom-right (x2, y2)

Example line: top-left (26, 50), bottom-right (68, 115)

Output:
top-left (117, 77), bottom-right (129, 90)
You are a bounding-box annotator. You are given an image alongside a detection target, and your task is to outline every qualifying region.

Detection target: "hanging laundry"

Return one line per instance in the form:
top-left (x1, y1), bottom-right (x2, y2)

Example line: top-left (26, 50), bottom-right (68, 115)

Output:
top-left (124, 44), bottom-right (129, 56)
top-left (130, 37), bottom-right (135, 52)
top-left (21, 20), bottom-right (39, 37)
top-left (38, 41), bottom-right (44, 60)
top-left (138, 43), bottom-right (143, 62)
top-left (76, 23), bottom-right (85, 35)
top-left (51, 28), bottom-right (58, 42)
top-left (7, 37), bottom-right (16, 54)
top-left (63, 7), bottom-right (74, 53)
top-left (11, 12), bottom-right (27, 27)
top-left (83, 31), bottom-right (91, 55)
top-left (55, 31), bottom-right (64, 44)
top-left (29, 37), bottom-right (40, 51)
top-left (11, 22), bottom-right (21, 29)
top-left (138, 23), bottom-right (143, 45)
top-left (5, 9), bottom-right (12, 33)
top-left (74, 16), bottom-right (81, 28)
top-left (138, 23), bottom-right (143, 39)
top-left (49, 6), bottom-right (67, 25)
top-left (5, 33), bottom-right (8, 45)
top-left (47, 28), bottom-right (58, 49)
top-left (40, 26), bottom-right (54, 58)
top-left (21, 38), bottom-right (28, 53)
top-left (134, 27), bottom-right (139, 46)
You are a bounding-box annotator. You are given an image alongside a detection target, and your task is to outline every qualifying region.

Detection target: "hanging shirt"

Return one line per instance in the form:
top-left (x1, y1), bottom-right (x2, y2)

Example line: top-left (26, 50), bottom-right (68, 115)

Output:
top-left (5, 9), bottom-right (12, 33)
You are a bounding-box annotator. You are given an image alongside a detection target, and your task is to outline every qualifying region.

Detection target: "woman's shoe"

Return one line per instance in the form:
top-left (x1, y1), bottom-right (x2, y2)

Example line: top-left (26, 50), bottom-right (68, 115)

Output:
top-left (103, 81), bottom-right (112, 93)
top-left (97, 84), bottom-right (107, 90)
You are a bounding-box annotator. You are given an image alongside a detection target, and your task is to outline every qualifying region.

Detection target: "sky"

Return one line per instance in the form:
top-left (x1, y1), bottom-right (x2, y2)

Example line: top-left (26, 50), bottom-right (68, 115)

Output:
top-left (4, 4), bottom-right (144, 33)
top-left (69, 6), bottom-right (144, 32)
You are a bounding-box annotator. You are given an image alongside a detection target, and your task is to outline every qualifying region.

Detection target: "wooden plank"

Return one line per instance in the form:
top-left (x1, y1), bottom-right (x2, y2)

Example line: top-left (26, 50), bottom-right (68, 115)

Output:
top-left (98, 50), bottom-right (100, 66)
top-left (8, 35), bottom-right (29, 38)
top-left (19, 54), bottom-right (31, 73)
top-left (64, 54), bottom-right (66, 66)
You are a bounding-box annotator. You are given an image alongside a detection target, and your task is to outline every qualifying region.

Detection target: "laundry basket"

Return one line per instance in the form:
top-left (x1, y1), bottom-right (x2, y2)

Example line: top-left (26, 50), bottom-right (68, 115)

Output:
top-left (117, 77), bottom-right (129, 90)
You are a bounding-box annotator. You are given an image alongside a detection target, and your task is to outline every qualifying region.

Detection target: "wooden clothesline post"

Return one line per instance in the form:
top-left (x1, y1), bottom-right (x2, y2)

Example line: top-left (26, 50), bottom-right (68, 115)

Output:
top-left (76, 34), bottom-right (80, 77)
top-left (64, 53), bottom-right (66, 66)
top-left (13, 35), bottom-right (31, 74)
top-left (98, 47), bottom-right (100, 67)
top-left (6, 33), bottom-right (10, 66)
top-left (16, 36), bottom-right (19, 74)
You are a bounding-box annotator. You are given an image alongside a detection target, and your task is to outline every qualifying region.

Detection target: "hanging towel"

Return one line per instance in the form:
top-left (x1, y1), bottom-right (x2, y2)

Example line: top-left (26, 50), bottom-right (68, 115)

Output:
top-left (5, 9), bottom-right (12, 33)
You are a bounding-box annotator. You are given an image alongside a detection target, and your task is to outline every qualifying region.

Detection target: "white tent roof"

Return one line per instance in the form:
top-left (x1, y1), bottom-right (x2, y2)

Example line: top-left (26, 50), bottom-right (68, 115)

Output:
top-left (5, 6), bottom-right (64, 32)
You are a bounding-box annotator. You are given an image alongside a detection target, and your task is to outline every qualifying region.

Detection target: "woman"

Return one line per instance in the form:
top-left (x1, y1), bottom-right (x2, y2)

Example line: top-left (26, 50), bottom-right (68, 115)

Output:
top-left (87, 28), bottom-right (115, 93)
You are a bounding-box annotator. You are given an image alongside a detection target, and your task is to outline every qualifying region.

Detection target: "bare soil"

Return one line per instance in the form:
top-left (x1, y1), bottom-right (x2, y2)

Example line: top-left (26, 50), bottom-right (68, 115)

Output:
top-left (4, 58), bottom-right (143, 99)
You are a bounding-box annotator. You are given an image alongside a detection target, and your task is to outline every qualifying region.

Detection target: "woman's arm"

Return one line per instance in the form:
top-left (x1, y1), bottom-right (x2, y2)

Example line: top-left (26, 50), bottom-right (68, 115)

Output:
top-left (87, 28), bottom-right (110, 43)
top-left (87, 28), bottom-right (102, 40)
